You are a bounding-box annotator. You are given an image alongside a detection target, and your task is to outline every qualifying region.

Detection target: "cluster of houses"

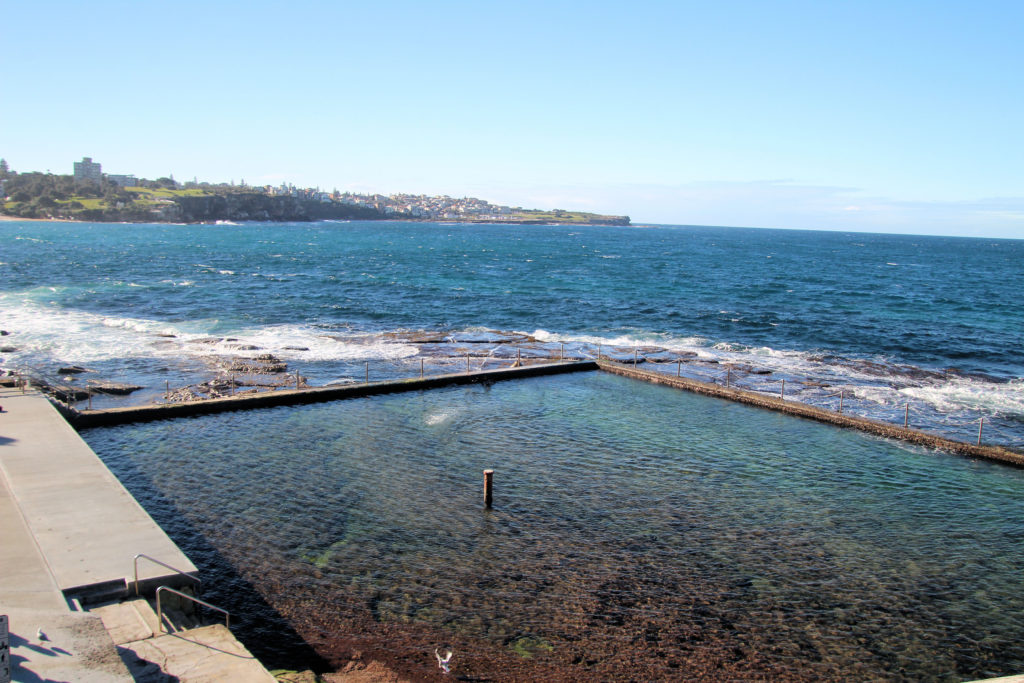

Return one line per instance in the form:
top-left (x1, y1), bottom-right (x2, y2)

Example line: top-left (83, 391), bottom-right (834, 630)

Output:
top-left (264, 184), bottom-right (525, 220)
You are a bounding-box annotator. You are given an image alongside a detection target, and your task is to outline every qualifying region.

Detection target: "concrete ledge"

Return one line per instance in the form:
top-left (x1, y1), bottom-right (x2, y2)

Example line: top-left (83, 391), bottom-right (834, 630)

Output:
top-left (73, 360), bottom-right (598, 429)
top-left (119, 624), bottom-right (276, 682)
top-left (598, 360), bottom-right (1024, 468)
top-left (0, 391), bottom-right (198, 597)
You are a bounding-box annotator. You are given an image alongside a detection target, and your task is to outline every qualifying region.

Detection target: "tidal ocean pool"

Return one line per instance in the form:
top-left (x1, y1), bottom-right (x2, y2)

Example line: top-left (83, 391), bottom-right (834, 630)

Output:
top-left (83, 371), bottom-right (1024, 681)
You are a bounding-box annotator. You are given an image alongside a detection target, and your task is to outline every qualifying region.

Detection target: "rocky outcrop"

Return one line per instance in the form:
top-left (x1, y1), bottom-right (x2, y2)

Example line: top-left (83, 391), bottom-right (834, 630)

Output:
top-left (166, 194), bottom-right (387, 223)
top-left (169, 194), bottom-right (310, 222)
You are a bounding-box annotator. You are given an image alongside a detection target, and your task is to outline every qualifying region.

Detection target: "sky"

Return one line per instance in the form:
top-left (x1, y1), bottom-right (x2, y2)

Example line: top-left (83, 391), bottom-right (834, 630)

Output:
top-left (2, 1), bottom-right (1022, 238)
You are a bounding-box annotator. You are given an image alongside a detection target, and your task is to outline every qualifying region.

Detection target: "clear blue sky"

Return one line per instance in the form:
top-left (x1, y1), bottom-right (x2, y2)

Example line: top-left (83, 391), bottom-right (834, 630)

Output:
top-left (3, 1), bottom-right (1022, 237)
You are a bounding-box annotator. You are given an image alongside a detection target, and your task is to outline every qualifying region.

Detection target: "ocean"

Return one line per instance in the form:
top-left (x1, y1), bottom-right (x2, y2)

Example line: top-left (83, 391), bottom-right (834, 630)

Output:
top-left (4, 220), bottom-right (1024, 680)
top-left (2, 220), bottom-right (1022, 445)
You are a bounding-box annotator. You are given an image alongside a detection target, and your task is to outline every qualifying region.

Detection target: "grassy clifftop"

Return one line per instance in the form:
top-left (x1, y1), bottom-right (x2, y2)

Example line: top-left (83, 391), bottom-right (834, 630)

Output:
top-left (1, 172), bottom-right (629, 225)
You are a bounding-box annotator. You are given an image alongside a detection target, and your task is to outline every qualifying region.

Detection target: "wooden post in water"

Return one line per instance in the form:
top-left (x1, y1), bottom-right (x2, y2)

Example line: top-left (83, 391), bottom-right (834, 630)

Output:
top-left (420, 358), bottom-right (424, 378)
top-left (517, 348), bottom-right (522, 365)
top-left (483, 469), bottom-right (494, 509)
top-left (780, 379), bottom-right (785, 400)
top-left (978, 417), bottom-right (984, 446)
top-left (839, 390), bottom-right (845, 414)
top-left (726, 369), bottom-right (731, 388)
top-left (165, 380), bottom-right (169, 396)
top-left (633, 347), bottom-right (638, 367)
top-left (365, 363), bottom-right (369, 383)
top-left (677, 360), bottom-right (681, 377)
top-left (904, 404), bottom-right (910, 428)
top-left (466, 355), bottom-right (471, 373)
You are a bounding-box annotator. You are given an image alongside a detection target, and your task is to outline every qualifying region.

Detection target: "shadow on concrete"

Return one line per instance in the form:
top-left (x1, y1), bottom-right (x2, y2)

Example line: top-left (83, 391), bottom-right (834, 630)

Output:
top-left (9, 653), bottom-right (64, 683)
top-left (9, 632), bottom-right (75, 683)
top-left (115, 645), bottom-right (182, 682)
top-left (9, 632), bottom-right (71, 658)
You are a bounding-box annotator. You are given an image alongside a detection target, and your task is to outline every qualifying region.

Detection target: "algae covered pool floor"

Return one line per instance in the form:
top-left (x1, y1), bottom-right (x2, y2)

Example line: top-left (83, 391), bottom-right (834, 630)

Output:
top-left (83, 372), bottom-right (1024, 681)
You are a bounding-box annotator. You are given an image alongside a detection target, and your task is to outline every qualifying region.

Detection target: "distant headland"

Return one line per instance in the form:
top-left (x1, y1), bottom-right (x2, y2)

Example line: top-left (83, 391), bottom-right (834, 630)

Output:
top-left (0, 157), bottom-right (630, 226)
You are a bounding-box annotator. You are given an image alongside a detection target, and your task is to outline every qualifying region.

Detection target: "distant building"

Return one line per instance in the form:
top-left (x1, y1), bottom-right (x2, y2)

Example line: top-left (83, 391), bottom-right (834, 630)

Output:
top-left (106, 174), bottom-right (138, 187)
top-left (73, 157), bottom-right (102, 183)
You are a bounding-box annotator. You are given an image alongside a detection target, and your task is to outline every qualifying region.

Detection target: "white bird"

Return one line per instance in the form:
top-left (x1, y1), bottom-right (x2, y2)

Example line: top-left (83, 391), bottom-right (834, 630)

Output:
top-left (434, 648), bottom-right (453, 674)
top-left (37, 627), bottom-right (48, 642)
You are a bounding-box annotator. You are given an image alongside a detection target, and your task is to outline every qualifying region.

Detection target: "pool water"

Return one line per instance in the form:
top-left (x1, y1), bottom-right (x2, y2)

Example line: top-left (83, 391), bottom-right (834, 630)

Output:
top-left (83, 372), bottom-right (1024, 681)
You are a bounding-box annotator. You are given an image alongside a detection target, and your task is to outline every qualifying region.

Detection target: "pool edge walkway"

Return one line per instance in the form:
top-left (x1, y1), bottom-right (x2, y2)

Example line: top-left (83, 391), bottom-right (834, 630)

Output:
top-left (71, 359), bottom-right (599, 429)
top-left (0, 387), bottom-right (197, 597)
top-left (598, 360), bottom-right (1024, 467)
top-left (0, 386), bottom-right (275, 681)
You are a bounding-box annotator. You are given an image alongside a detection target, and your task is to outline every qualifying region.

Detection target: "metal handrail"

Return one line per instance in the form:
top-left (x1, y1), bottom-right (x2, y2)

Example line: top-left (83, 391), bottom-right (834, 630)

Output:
top-left (156, 586), bottom-right (230, 633)
top-left (11, 364), bottom-right (81, 404)
top-left (133, 553), bottom-right (202, 596)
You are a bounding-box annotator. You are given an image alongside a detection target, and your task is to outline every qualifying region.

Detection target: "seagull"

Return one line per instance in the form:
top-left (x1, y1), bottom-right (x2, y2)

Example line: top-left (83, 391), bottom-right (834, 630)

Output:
top-left (37, 627), bottom-right (48, 642)
top-left (434, 648), bottom-right (453, 674)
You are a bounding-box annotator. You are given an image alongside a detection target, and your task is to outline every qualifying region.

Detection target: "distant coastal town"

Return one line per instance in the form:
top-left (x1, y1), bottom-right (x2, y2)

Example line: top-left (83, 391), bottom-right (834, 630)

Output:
top-left (0, 156), bottom-right (630, 226)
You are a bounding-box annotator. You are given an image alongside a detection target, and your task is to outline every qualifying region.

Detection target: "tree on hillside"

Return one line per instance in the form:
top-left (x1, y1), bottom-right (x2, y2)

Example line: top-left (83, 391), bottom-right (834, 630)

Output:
top-left (0, 158), bottom-right (9, 178)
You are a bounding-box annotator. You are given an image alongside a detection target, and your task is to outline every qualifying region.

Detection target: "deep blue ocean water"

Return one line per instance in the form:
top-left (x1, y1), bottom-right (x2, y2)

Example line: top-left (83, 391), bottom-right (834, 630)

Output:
top-left (2, 220), bottom-right (1022, 445)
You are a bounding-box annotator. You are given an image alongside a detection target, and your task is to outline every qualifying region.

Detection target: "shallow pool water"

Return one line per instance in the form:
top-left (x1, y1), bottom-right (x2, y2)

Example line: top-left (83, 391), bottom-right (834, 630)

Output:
top-left (83, 372), bottom-right (1024, 681)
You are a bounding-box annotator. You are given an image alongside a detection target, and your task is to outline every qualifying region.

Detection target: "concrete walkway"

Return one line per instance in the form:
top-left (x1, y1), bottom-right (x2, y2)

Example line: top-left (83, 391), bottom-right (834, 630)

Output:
top-left (0, 387), bottom-right (275, 681)
top-left (0, 387), bottom-right (134, 680)
top-left (0, 386), bottom-right (196, 598)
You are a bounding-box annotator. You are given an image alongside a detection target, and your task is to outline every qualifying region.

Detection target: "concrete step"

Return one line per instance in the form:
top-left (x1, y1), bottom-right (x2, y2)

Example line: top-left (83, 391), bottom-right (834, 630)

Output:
top-left (120, 623), bottom-right (277, 682)
top-left (91, 598), bottom-right (162, 645)
top-left (66, 577), bottom-right (130, 607)
top-left (89, 597), bottom-right (277, 682)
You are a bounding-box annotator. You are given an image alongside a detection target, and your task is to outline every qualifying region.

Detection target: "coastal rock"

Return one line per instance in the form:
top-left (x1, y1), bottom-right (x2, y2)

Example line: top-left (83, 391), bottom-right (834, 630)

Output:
top-left (275, 671), bottom-right (318, 683)
top-left (58, 366), bottom-right (90, 375)
top-left (224, 343), bottom-right (263, 351)
top-left (170, 193), bottom-right (315, 223)
top-left (324, 660), bottom-right (412, 683)
top-left (88, 381), bottom-right (144, 395)
top-left (395, 329), bottom-right (537, 345)
top-left (0, 330), bottom-right (9, 335)
top-left (220, 355), bottom-right (288, 374)
top-left (189, 337), bottom-right (224, 345)
top-left (0, 346), bottom-right (17, 353)
top-left (723, 363), bottom-right (772, 375)
top-left (282, 346), bottom-right (310, 351)
top-left (55, 387), bottom-right (92, 402)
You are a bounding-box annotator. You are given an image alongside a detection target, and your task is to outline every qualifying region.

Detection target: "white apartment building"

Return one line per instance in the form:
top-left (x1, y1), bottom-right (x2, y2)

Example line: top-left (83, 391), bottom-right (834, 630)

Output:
top-left (73, 157), bottom-right (102, 183)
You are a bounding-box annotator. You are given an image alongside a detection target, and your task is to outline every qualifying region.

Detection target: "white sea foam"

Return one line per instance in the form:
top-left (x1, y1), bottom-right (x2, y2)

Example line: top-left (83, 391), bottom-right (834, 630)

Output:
top-left (901, 379), bottom-right (1024, 418)
top-left (0, 300), bottom-right (190, 364)
top-left (218, 325), bottom-right (419, 363)
top-left (0, 298), bottom-right (420, 368)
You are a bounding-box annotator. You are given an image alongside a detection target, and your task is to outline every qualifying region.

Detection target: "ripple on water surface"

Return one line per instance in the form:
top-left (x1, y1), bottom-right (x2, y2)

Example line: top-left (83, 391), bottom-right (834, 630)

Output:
top-left (84, 372), bottom-right (1024, 681)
